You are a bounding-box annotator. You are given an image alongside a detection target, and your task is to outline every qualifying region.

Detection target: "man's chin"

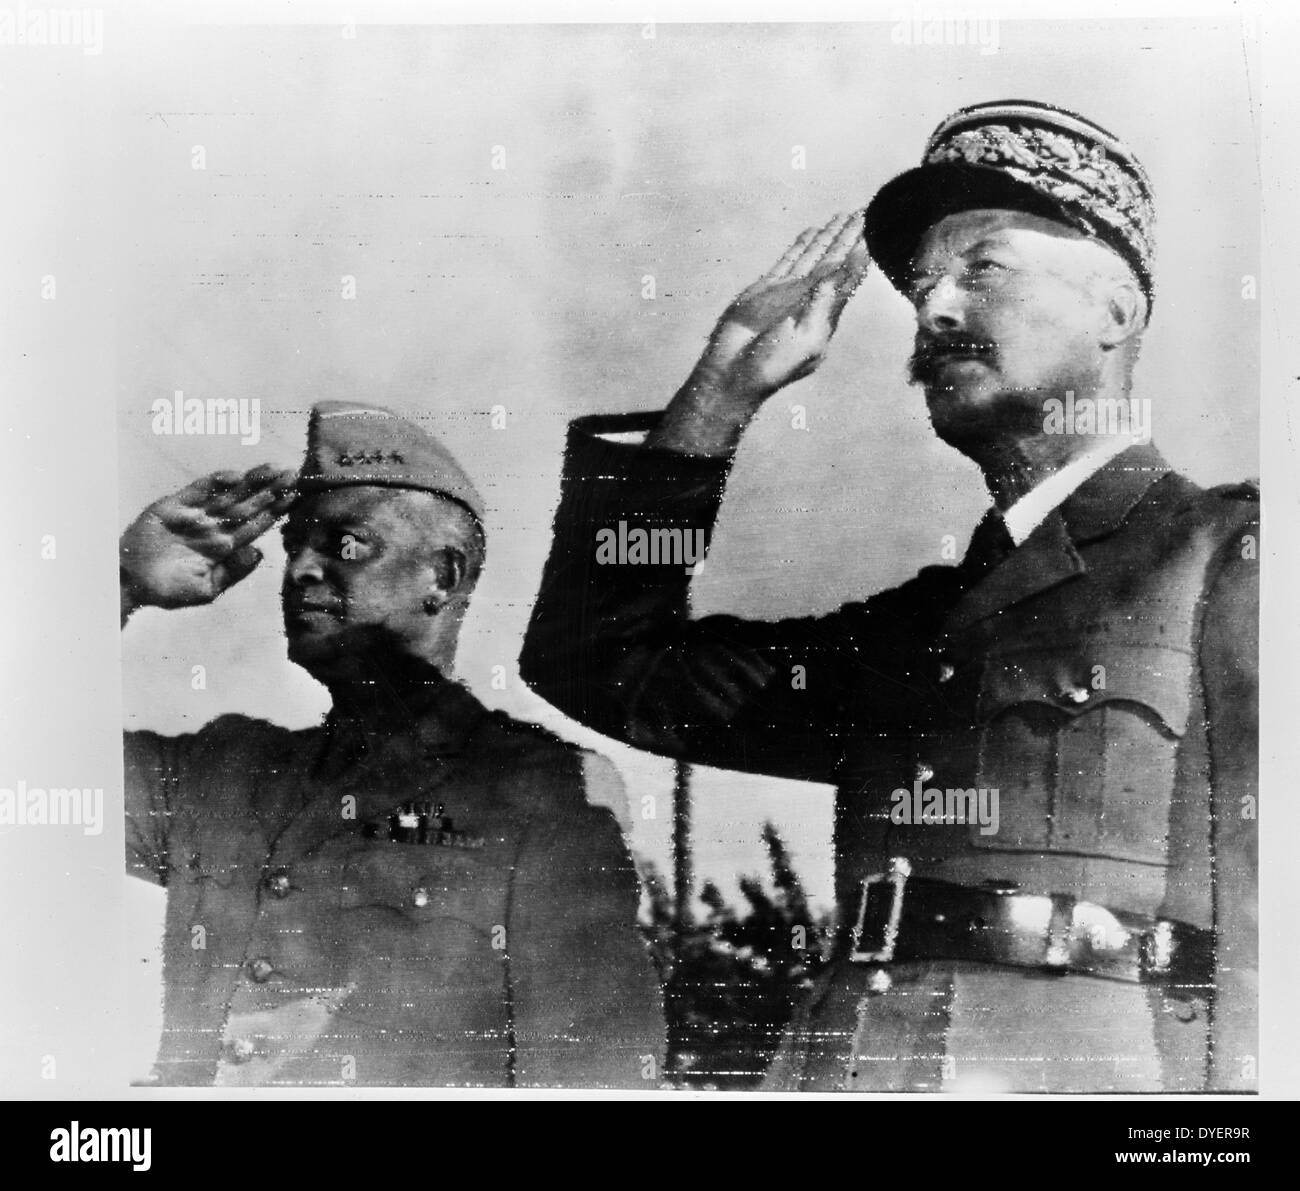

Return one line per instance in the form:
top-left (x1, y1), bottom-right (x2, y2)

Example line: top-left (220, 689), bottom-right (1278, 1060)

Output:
top-left (284, 622), bottom-right (436, 683)
top-left (922, 373), bottom-right (1002, 423)
top-left (285, 626), bottom-right (345, 673)
top-left (921, 377), bottom-right (1045, 449)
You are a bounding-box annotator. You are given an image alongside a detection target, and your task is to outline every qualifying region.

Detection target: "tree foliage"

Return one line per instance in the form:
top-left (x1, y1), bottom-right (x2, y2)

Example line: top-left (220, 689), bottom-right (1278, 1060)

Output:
top-left (639, 823), bottom-right (833, 1089)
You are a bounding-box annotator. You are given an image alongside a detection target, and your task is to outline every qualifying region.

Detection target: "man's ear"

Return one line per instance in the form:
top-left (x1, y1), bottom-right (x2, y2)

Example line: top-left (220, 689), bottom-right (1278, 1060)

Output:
top-left (1099, 277), bottom-right (1146, 349)
top-left (422, 546), bottom-right (470, 613)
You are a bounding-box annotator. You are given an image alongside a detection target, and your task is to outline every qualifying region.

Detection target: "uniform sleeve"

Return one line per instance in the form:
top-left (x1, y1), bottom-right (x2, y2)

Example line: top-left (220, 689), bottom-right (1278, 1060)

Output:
top-left (507, 764), bottom-right (666, 1089)
top-left (519, 411), bottom-right (900, 785)
top-left (1199, 505), bottom-right (1259, 1090)
top-left (124, 729), bottom-right (177, 887)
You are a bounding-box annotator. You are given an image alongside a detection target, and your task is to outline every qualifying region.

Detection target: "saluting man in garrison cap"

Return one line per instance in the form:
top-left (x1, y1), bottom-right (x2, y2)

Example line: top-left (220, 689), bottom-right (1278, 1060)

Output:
top-left (521, 101), bottom-right (1258, 1092)
top-left (120, 402), bottom-right (664, 1087)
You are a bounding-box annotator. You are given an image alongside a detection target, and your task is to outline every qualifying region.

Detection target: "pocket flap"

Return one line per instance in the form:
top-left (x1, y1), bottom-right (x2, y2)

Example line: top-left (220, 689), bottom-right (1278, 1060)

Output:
top-left (341, 843), bottom-right (476, 910)
top-left (977, 644), bottom-right (1193, 737)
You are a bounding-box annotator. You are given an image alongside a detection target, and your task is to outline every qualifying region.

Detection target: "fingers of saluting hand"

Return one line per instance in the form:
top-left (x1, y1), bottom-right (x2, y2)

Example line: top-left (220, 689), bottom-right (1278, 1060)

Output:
top-left (158, 497), bottom-right (289, 558)
top-left (841, 236), bottom-right (872, 288)
top-left (817, 210), bottom-right (867, 274)
top-left (217, 478), bottom-right (297, 530)
top-left (801, 238), bottom-right (870, 329)
top-left (159, 465), bottom-right (295, 541)
top-left (797, 222), bottom-right (868, 300)
top-left (787, 211), bottom-right (857, 280)
top-left (765, 226), bottom-right (819, 281)
top-left (225, 504), bottom-right (290, 550)
top-left (206, 464), bottom-right (297, 514)
top-left (172, 469), bottom-right (245, 508)
top-left (171, 464), bottom-right (294, 514)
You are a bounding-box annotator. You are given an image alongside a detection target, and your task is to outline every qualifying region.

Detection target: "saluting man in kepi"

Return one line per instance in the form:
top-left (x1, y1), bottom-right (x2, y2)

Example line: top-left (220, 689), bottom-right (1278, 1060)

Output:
top-left (120, 401), bottom-right (664, 1087)
top-left (521, 100), bottom-right (1258, 1093)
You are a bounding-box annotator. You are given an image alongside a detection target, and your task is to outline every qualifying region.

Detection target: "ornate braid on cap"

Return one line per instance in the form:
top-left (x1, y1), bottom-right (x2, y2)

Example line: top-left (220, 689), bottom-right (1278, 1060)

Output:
top-left (925, 122), bottom-right (1155, 283)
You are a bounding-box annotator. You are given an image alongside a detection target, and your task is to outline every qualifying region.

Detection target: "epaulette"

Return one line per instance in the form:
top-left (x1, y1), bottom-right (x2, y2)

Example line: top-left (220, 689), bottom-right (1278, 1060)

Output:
top-left (1209, 478), bottom-right (1259, 501)
top-left (485, 707), bottom-right (576, 755)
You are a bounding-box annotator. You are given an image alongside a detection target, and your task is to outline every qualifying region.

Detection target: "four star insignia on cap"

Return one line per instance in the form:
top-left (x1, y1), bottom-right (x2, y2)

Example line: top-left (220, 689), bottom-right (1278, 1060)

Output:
top-left (297, 400), bottom-right (486, 521)
top-left (336, 450), bottom-right (405, 466)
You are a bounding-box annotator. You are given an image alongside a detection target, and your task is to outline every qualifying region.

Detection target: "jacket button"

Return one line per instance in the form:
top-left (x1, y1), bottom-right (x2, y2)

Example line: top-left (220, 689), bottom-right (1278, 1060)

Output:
top-left (937, 662), bottom-right (955, 684)
top-left (914, 761), bottom-right (935, 784)
top-left (247, 957), bottom-right (275, 983)
top-left (265, 870), bottom-right (292, 899)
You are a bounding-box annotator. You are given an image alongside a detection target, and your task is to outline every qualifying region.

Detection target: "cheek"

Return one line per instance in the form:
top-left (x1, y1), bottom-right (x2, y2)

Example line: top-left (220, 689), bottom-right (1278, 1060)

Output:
top-left (988, 287), bottom-right (1095, 362)
top-left (329, 569), bottom-right (380, 622)
top-left (344, 563), bottom-right (426, 622)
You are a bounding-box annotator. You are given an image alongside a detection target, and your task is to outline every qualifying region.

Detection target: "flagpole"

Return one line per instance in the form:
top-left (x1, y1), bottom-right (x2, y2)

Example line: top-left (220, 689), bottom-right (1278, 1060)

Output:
top-left (672, 760), bottom-right (693, 952)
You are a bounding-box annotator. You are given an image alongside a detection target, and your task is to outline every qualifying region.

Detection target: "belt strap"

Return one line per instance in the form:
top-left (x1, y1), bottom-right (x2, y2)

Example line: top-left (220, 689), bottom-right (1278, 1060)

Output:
top-left (849, 858), bottom-right (1213, 988)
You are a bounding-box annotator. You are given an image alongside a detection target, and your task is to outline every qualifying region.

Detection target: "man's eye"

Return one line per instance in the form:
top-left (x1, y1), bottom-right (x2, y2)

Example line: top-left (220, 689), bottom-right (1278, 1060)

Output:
top-left (336, 533), bottom-right (369, 559)
top-left (909, 277), bottom-right (939, 304)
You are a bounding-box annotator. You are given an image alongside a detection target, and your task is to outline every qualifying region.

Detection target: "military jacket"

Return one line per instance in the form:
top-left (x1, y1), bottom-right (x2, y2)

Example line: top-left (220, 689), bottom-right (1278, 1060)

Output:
top-left (519, 411), bottom-right (1258, 1091)
top-left (125, 676), bottom-right (665, 1087)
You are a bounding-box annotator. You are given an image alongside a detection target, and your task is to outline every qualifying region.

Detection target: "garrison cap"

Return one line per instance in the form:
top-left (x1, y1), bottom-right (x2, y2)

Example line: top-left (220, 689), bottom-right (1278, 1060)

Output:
top-left (298, 401), bottom-right (485, 523)
top-left (864, 99), bottom-right (1156, 307)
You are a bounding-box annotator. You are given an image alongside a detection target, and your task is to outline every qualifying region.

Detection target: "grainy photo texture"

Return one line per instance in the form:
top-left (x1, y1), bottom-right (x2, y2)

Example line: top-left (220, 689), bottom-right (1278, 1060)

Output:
top-left (112, 15), bottom-right (1259, 1092)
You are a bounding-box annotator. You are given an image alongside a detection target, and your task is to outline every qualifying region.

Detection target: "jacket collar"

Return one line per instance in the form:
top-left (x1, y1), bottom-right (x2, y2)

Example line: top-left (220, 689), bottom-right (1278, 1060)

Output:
top-left (943, 441), bottom-right (1171, 634)
top-left (1058, 440), bottom-right (1171, 543)
top-left (315, 671), bottom-right (491, 779)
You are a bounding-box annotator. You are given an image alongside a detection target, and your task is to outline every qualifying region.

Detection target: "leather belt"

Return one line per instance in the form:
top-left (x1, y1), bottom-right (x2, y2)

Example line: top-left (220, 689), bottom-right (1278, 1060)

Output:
top-left (849, 858), bottom-right (1213, 987)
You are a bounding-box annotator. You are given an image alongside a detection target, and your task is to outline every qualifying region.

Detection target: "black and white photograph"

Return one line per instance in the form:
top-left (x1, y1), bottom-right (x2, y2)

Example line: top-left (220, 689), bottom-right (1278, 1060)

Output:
top-left (3, 0), bottom-right (1298, 1139)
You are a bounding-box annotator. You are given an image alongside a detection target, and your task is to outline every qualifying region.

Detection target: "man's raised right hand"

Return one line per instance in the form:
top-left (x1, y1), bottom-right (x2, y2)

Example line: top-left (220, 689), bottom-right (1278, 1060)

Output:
top-left (647, 211), bottom-right (869, 457)
top-left (120, 464), bottom-right (297, 620)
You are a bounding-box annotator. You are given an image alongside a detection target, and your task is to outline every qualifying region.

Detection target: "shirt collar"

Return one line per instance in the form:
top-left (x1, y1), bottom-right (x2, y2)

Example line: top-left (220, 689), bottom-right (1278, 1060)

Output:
top-left (1001, 435), bottom-right (1137, 546)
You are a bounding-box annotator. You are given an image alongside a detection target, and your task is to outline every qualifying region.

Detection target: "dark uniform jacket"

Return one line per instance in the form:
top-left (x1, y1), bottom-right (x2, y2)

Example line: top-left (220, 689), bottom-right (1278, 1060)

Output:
top-left (519, 411), bottom-right (1258, 1092)
top-left (125, 675), bottom-right (664, 1087)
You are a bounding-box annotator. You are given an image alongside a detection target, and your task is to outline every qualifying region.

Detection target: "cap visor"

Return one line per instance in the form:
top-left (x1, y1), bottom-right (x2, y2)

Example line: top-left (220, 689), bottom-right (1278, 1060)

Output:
top-left (864, 160), bottom-right (1082, 292)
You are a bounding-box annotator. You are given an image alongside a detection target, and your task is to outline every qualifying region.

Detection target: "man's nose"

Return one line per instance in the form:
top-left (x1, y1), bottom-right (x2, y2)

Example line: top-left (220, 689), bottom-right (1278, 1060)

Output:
top-left (916, 275), bottom-right (965, 334)
top-left (285, 545), bottom-right (326, 586)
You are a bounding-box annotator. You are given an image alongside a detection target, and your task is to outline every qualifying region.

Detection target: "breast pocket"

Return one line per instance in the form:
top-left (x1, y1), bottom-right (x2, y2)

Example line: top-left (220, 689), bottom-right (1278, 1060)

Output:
top-left (974, 644), bottom-right (1193, 865)
top-left (339, 839), bottom-right (504, 930)
top-left (334, 840), bottom-right (510, 1035)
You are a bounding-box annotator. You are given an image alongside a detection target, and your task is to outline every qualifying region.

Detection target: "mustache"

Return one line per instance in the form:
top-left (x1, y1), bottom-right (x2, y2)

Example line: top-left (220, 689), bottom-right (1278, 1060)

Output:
top-left (907, 333), bottom-right (998, 385)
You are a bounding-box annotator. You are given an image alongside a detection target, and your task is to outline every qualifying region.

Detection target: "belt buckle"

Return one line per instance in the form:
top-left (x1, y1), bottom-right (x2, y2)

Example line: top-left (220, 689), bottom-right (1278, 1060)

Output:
top-left (1144, 920), bottom-right (1175, 975)
top-left (849, 857), bottom-right (912, 964)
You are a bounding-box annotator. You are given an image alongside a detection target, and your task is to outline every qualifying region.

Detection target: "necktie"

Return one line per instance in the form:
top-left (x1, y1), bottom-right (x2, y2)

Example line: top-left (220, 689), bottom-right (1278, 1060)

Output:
top-left (961, 511), bottom-right (1015, 580)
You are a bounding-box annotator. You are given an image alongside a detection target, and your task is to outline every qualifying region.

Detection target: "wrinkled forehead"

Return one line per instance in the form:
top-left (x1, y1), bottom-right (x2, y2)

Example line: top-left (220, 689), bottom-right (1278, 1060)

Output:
top-left (287, 485), bottom-right (464, 537)
top-left (911, 207), bottom-right (1124, 279)
top-left (914, 207), bottom-right (1084, 259)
